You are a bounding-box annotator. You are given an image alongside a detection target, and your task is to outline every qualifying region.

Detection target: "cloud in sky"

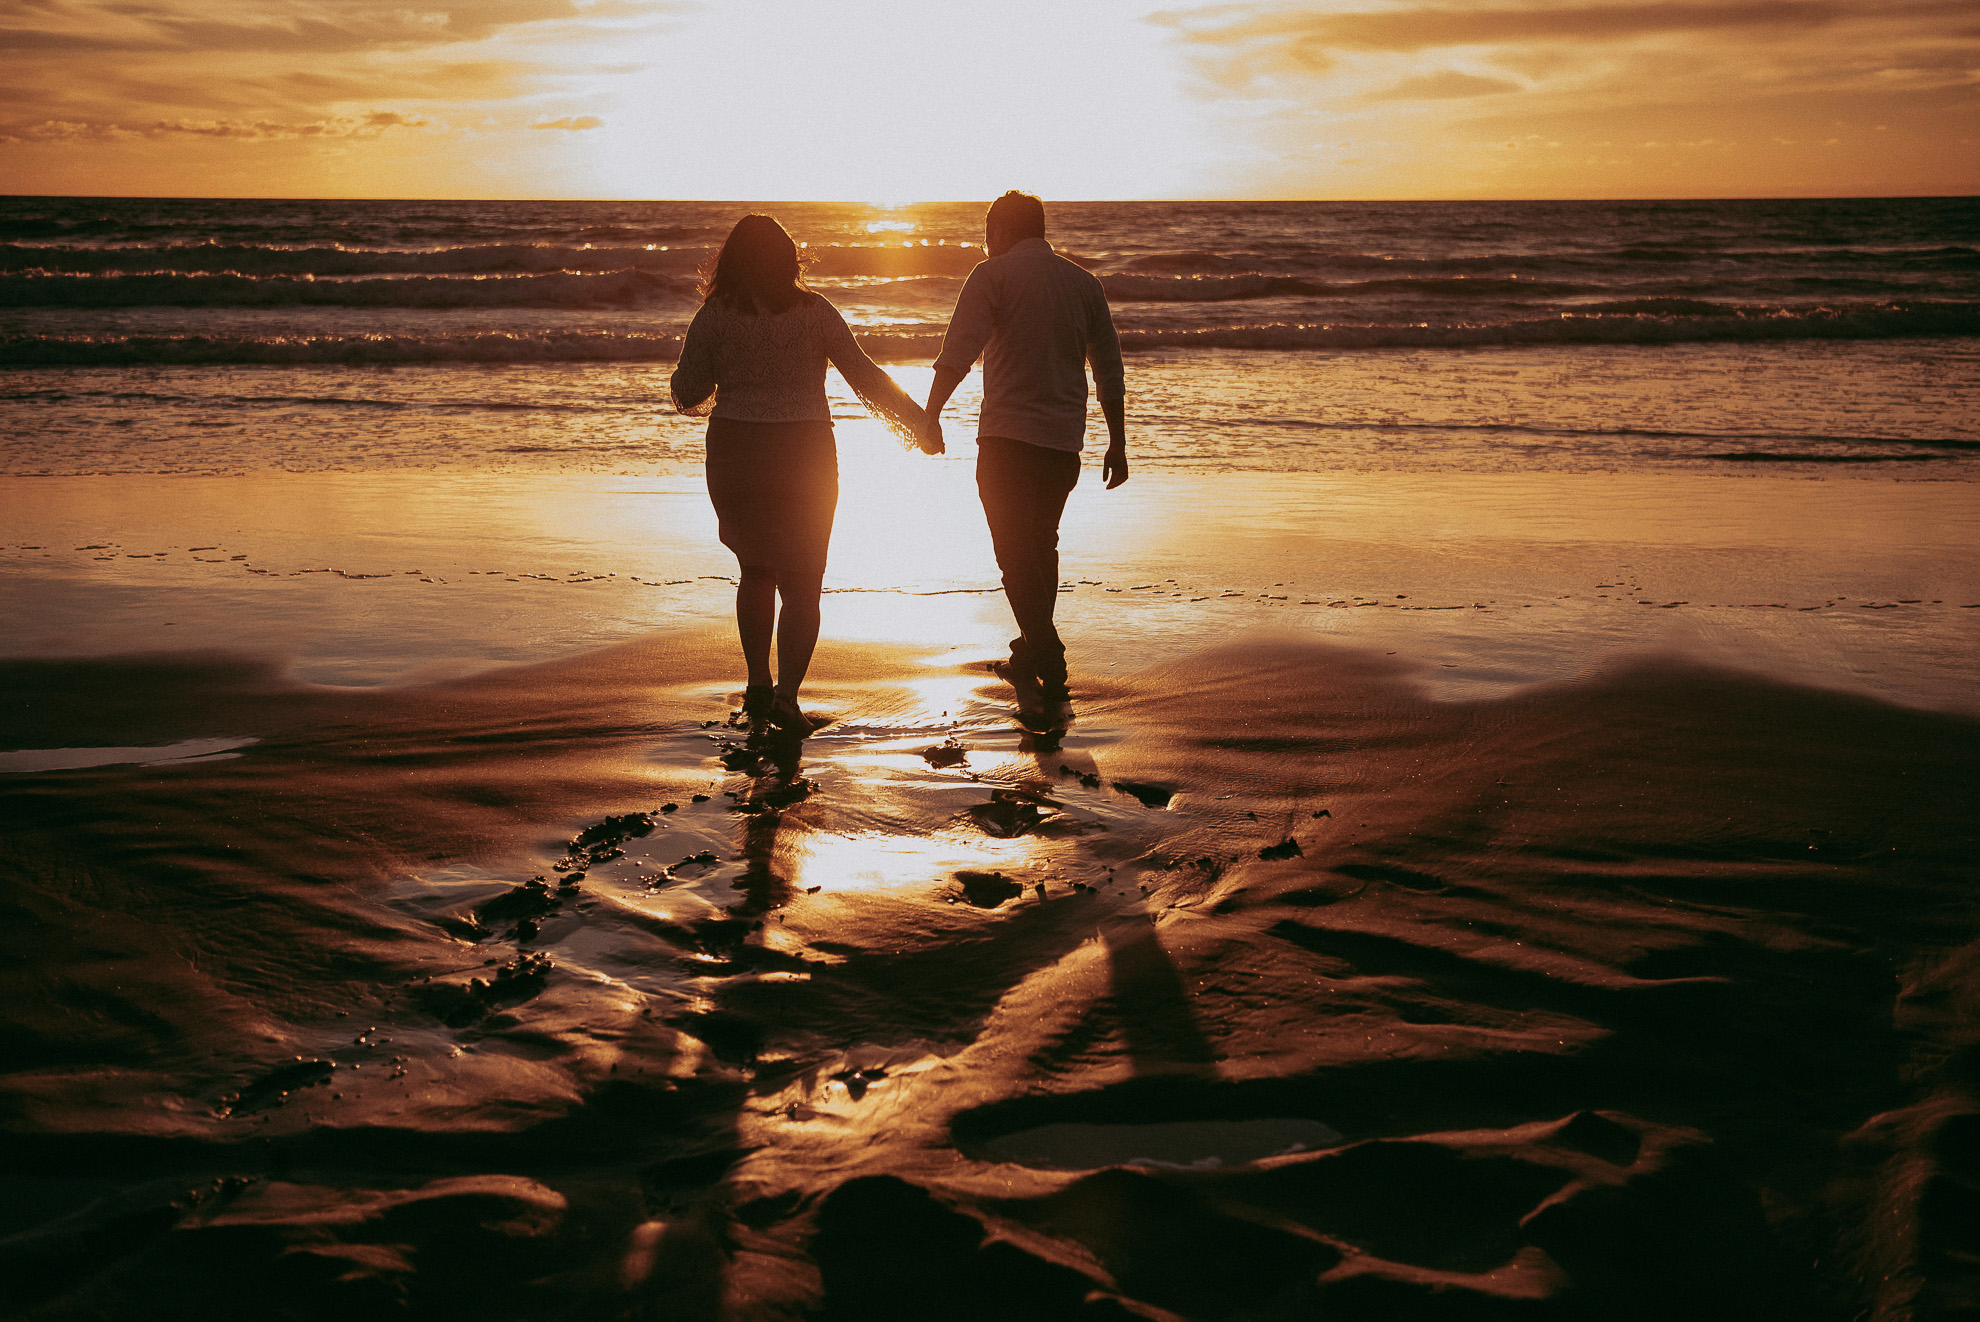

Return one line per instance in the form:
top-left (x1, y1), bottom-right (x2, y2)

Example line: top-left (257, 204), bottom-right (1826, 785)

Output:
top-left (1, 110), bottom-right (431, 141)
top-left (0, 0), bottom-right (674, 194)
top-left (1164, 0), bottom-right (1860, 60)
top-left (1364, 70), bottom-right (1525, 99)
top-left (1154, 0), bottom-right (1979, 197)
top-left (0, 0), bottom-right (1972, 197)
top-left (0, 0), bottom-right (602, 55)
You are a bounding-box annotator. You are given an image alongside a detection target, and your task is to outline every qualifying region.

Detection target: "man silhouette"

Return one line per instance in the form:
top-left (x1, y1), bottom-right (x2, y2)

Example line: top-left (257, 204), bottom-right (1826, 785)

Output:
top-left (924, 191), bottom-right (1128, 715)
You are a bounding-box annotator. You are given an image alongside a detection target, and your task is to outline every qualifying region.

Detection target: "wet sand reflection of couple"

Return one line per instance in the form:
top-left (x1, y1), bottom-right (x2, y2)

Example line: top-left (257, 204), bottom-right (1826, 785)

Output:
top-left (668, 191), bottom-right (1129, 738)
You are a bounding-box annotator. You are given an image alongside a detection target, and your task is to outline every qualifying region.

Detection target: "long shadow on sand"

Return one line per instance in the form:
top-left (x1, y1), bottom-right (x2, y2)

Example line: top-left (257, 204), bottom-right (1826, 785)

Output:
top-left (3, 638), bottom-right (1978, 1320)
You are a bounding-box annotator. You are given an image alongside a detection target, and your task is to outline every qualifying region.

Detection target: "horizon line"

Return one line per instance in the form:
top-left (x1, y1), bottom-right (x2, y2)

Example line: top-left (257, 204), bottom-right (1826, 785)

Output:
top-left (2, 191), bottom-right (1976, 206)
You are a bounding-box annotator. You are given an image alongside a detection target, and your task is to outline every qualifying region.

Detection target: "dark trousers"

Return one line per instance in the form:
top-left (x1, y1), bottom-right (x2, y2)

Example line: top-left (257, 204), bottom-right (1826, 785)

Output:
top-left (976, 435), bottom-right (1080, 689)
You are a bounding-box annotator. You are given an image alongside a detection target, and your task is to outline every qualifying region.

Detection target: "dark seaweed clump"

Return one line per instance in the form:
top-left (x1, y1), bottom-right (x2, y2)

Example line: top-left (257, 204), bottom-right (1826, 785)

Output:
top-left (415, 953), bottom-right (554, 1028)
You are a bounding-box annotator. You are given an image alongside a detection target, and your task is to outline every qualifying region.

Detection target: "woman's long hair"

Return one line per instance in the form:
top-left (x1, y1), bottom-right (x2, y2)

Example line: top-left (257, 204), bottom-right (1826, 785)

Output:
top-left (701, 213), bottom-right (812, 314)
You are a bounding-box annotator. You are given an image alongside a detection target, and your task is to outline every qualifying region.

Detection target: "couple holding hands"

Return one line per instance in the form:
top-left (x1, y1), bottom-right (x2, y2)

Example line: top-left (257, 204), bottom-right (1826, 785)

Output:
top-left (669, 191), bottom-right (1129, 736)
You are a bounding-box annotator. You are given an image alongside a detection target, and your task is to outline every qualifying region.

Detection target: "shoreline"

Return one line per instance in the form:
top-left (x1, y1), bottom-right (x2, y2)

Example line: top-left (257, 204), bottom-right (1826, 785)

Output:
top-left (7, 337), bottom-right (1977, 480)
top-left (3, 466), bottom-right (1974, 708)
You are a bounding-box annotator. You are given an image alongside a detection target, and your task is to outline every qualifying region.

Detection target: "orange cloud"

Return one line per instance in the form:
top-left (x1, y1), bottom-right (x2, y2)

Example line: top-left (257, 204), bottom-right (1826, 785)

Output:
top-left (0, 0), bottom-right (676, 195)
top-left (1164, 1), bottom-right (1858, 52)
top-left (1365, 69), bottom-right (1523, 98)
top-left (0, 1), bottom-right (600, 55)
top-left (0, 110), bottom-right (432, 142)
top-left (1154, 0), bottom-right (1979, 196)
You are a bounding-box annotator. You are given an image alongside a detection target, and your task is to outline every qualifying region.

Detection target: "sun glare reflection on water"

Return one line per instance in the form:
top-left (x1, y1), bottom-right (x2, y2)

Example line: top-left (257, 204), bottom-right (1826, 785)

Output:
top-left (783, 825), bottom-right (1041, 899)
top-left (754, 670), bottom-right (1062, 900)
top-left (820, 363), bottom-right (1008, 651)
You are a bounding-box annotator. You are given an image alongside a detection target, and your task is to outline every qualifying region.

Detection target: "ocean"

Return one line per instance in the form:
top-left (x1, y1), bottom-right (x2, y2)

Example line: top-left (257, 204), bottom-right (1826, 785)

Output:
top-left (2, 195), bottom-right (1976, 476)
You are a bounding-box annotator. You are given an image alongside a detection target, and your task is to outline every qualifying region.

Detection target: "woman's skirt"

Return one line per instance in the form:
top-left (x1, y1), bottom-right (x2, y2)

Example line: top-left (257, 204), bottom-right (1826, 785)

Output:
top-left (704, 416), bottom-right (839, 576)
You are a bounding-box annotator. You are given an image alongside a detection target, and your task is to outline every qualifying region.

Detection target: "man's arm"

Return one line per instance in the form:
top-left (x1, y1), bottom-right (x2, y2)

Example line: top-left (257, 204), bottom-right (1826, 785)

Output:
top-left (1088, 285), bottom-right (1128, 489)
top-left (1098, 382), bottom-right (1127, 489)
top-left (925, 364), bottom-right (967, 418)
top-left (924, 266), bottom-right (995, 450)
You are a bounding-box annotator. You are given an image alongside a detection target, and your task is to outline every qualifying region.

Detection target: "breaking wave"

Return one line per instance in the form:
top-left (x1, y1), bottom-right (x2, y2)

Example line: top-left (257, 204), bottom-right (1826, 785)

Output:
top-left (6, 301), bottom-right (1973, 366)
top-left (0, 240), bottom-right (985, 281)
top-left (1099, 273), bottom-right (1591, 302)
top-left (0, 269), bottom-right (701, 309)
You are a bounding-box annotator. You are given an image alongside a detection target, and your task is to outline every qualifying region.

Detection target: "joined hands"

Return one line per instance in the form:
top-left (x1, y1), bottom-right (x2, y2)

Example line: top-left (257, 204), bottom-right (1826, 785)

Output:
top-left (916, 411), bottom-right (945, 456)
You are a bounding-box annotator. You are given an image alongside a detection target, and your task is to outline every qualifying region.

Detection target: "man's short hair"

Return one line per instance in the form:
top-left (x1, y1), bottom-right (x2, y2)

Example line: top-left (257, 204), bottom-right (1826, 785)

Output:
top-left (987, 191), bottom-right (1046, 241)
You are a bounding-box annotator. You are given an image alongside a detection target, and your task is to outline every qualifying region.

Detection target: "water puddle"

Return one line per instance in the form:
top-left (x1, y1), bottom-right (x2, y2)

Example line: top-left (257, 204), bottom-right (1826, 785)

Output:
top-left (978, 1117), bottom-right (1345, 1171)
top-left (0, 736), bottom-right (258, 773)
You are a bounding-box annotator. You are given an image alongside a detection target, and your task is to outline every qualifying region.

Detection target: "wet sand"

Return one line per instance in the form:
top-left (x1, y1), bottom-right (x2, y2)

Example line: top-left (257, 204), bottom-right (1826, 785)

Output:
top-left (3, 465), bottom-right (1979, 1320)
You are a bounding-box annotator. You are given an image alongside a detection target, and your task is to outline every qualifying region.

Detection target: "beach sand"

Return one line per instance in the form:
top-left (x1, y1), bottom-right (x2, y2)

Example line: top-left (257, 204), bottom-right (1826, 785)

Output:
top-left (3, 461), bottom-right (1978, 1320)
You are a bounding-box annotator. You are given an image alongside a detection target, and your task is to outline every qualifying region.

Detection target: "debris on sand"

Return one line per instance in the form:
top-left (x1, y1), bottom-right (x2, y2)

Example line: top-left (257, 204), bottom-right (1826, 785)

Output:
top-left (1258, 837), bottom-right (1304, 861)
top-left (719, 739), bottom-right (778, 772)
top-left (1113, 780), bottom-right (1175, 808)
top-left (469, 877), bottom-right (563, 940)
top-left (830, 1066), bottom-right (889, 1100)
top-left (827, 1068), bottom-right (891, 1100)
top-left (416, 953), bottom-right (554, 1027)
top-left (474, 952), bottom-right (552, 1001)
top-left (566, 811), bottom-right (656, 867)
top-left (950, 871), bottom-right (1024, 908)
top-left (920, 738), bottom-right (969, 769)
top-left (968, 790), bottom-right (1048, 838)
top-left (217, 1057), bottom-right (335, 1117)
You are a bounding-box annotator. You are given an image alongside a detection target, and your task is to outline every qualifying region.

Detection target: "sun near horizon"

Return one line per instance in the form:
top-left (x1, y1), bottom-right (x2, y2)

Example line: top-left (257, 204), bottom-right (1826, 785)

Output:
top-left (2, 0), bottom-right (1976, 202)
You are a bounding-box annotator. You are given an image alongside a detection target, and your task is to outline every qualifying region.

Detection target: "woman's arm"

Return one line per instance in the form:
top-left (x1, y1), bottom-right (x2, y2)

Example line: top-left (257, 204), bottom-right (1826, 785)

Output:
top-left (819, 299), bottom-right (939, 453)
top-left (669, 304), bottom-right (719, 416)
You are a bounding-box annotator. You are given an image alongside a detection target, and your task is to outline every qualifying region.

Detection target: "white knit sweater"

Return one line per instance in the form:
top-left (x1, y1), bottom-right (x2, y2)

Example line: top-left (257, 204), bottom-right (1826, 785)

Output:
top-left (669, 291), bottom-right (918, 438)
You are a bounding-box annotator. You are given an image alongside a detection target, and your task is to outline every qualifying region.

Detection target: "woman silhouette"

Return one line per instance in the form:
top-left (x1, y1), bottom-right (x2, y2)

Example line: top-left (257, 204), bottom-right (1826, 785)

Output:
top-left (671, 214), bottom-right (939, 735)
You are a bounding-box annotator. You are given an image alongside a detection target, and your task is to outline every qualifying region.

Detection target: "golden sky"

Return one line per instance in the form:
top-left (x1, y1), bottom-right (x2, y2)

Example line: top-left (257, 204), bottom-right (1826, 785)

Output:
top-left (1, 0), bottom-right (1974, 199)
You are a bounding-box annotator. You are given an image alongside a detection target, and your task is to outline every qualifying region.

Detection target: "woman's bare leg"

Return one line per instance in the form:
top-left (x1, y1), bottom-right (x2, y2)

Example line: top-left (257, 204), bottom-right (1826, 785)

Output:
top-left (772, 572), bottom-right (824, 698)
top-left (736, 565), bottom-right (777, 688)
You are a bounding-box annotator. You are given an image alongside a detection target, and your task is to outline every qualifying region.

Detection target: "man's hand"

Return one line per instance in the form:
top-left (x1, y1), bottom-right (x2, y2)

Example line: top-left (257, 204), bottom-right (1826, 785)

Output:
top-left (1103, 442), bottom-right (1129, 489)
top-left (1097, 386), bottom-right (1127, 489)
top-left (916, 413), bottom-right (945, 456)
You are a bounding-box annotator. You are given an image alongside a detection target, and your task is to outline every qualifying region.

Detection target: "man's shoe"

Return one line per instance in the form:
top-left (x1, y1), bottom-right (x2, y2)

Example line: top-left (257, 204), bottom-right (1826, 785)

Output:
top-left (991, 653), bottom-right (1039, 694)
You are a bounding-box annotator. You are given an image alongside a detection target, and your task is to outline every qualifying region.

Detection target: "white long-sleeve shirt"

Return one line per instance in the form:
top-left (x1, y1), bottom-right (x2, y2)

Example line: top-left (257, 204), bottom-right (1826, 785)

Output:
top-left (932, 237), bottom-right (1125, 453)
top-left (669, 290), bottom-right (916, 432)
